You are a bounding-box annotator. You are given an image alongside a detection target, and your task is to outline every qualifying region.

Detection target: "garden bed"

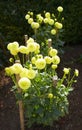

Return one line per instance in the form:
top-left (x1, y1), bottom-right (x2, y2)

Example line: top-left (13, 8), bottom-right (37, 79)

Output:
top-left (0, 44), bottom-right (82, 130)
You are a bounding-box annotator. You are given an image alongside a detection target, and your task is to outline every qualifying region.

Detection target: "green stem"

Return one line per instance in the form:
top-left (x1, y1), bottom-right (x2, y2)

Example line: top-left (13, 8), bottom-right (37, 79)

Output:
top-left (67, 74), bottom-right (75, 88)
top-left (60, 73), bottom-right (66, 84)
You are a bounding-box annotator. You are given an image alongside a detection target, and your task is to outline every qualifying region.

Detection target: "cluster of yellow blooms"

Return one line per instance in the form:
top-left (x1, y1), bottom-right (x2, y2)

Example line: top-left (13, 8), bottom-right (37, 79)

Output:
top-left (7, 38), bottom-right (40, 56)
top-left (5, 37), bottom-right (79, 93)
top-left (25, 6), bottom-right (63, 35)
top-left (5, 37), bottom-right (62, 91)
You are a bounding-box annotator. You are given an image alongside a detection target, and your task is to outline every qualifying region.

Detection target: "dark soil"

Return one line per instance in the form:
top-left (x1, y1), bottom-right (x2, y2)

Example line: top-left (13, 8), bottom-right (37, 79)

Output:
top-left (0, 44), bottom-right (82, 130)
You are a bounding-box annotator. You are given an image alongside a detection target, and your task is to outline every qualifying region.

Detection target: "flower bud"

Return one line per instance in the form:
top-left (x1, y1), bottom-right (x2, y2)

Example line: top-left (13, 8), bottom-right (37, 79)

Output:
top-left (9, 58), bottom-right (14, 63)
top-left (48, 93), bottom-right (53, 98)
top-left (31, 57), bottom-right (36, 64)
top-left (75, 69), bottom-right (79, 77)
top-left (51, 64), bottom-right (57, 69)
top-left (63, 68), bottom-right (70, 75)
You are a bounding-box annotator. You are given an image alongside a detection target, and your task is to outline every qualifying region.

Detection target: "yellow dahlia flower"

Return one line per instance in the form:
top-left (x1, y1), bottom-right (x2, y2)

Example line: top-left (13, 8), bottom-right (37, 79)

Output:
top-left (51, 29), bottom-right (56, 35)
top-left (27, 42), bottom-right (36, 52)
top-left (31, 22), bottom-right (40, 29)
top-left (63, 68), bottom-right (70, 75)
top-left (5, 67), bottom-right (14, 76)
top-left (48, 19), bottom-right (54, 25)
top-left (28, 18), bottom-right (33, 24)
top-left (44, 18), bottom-right (49, 24)
top-left (18, 77), bottom-right (31, 90)
top-left (18, 46), bottom-right (29, 54)
top-left (52, 55), bottom-right (60, 65)
top-left (25, 14), bottom-right (30, 20)
top-left (49, 48), bottom-right (58, 57)
top-left (12, 63), bottom-right (23, 74)
top-left (55, 22), bottom-right (63, 29)
top-left (57, 6), bottom-right (63, 12)
top-left (7, 42), bottom-right (19, 55)
top-left (26, 38), bottom-right (34, 45)
top-left (45, 12), bottom-right (50, 18)
top-left (26, 69), bottom-right (36, 79)
top-left (44, 56), bottom-right (52, 64)
top-left (35, 58), bottom-right (46, 70)
top-left (20, 68), bottom-right (29, 78)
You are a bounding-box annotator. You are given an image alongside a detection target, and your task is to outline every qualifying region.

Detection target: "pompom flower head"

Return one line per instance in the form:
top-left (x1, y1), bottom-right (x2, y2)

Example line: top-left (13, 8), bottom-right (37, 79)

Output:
top-left (35, 58), bottom-right (46, 70)
top-left (51, 29), bottom-right (56, 35)
top-left (7, 41), bottom-right (19, 55)
top-left (55, 22), bottom-right (63, 29)
top-left (27, 41), bottom-right (36, 52)
top-left (18, 77), bottom-right (31, 90)
top-left (11, 63), bottom-right (23, 74)
top-left (57, 6), bottom-right (63, 12)
top-left (44, 56), bottom-right (52, 64)
top-left (52, 55), bottom-right (60, 65)
top-left (18, 46), bottom-right (29, 54)
top-left (31, 22), bottom-right (40, 29)
top-left (20, 68), bottom-right (29, 78)
top-left (26, 69), bottom-right (36, 79)
top-left (49, 48), bottom-right (58, 56)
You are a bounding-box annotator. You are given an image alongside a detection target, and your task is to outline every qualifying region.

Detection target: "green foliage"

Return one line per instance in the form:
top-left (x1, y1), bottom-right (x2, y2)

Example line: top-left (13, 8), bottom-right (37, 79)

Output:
top-left (23, 72), bottom-right (73, 127)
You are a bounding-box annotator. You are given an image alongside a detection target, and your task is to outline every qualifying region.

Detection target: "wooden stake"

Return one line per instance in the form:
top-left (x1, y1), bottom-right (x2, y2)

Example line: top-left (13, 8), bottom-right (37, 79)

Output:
top-left (48, 39), bottom-right (52, 48)
top-left (24, 34), bottom-right (28, 45)
top-left (15, 60), bottom-right (25, 130)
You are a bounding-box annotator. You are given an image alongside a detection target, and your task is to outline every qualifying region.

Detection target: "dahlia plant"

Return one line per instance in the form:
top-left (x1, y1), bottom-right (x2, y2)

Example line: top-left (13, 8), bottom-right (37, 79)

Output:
top-left (5, 37), bottom-right (79, 128)
top-left (25, 6), bottom-right (64, 53)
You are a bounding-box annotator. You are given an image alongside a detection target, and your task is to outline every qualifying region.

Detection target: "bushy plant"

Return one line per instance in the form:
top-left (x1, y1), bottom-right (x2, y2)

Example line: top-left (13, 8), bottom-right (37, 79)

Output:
top-left (25, 6), bottom-right (64, 53)
top-left (5, 37), bottom-right (79, 128)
